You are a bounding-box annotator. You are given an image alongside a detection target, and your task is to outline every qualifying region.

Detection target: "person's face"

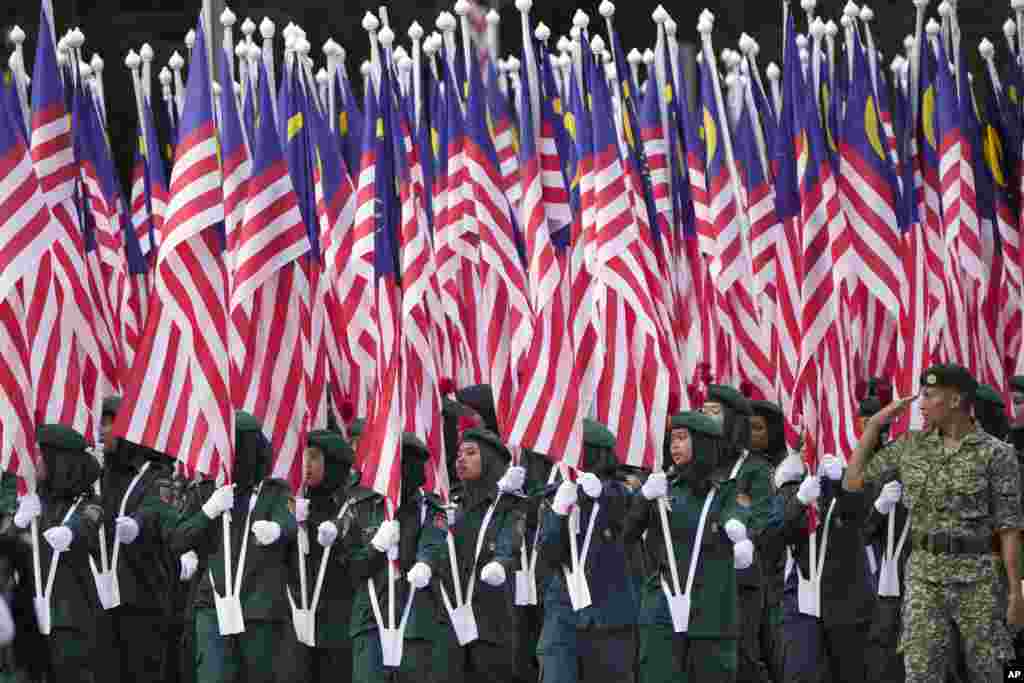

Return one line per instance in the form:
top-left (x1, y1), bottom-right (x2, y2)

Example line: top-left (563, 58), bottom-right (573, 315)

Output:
top-left (750, 415), bottom-right (769, 451)
top-left (920, 386), bottom-right (956, 428)
top-left (456, 441), bottom-right (483, 482)
top-left (101, 414), bottom-right (117, 454)
top-left (669, 428), bottom-right (693, 466)
top-left (304, 446), bottom-right (325, 488)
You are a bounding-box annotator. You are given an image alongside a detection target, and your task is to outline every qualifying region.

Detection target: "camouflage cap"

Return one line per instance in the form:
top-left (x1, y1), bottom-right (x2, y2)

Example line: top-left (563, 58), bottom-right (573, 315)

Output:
top-left (668, 412), bottom-right (724, 438)
top-left (308, 429), bottom-right (354, 466)
top-left (583, 419), bottom-right (616, 451)
top-left (460, 428), bottom-right (512, 462)
top-left (101, 395), bottom-right (122, 417)
top-left (975, 384), bottom-right (1005, 408)
top-left (920, 364), bottom-right (978, 397)
top-left (706, 384), bottom-right (753, 416)
top-left (37, 424), bottom-right (89, 452)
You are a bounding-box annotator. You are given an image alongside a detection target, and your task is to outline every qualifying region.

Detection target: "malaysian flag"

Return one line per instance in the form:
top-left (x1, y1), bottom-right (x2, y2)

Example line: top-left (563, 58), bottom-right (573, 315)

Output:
top-left (114, 16), bottom-right (234, 482)
top-left (487, 61), bottom-right (521, 207)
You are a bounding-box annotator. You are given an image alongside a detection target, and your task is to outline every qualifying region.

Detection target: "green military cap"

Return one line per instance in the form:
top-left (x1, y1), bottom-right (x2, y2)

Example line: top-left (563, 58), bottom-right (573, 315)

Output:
top-left (308, 429), bottom-right (353, 466)
top-left (668, 411), bottom-right (724, 438)
top-left (235, 411), bottom-right (262, 434)
top-left (583, 419), bottom-right (616, 451)
top-left (460, 428), bottom-right (512, 462)
top-left (349, 418), bottom-right (366, 438)
top-left (706, 384), bottom-right (753, 416)
top-left (975, 384), bottom-right (1005, 408)
top-left (401, 432), bottom-right (431, 461)
top-left (859, 396), bottom-right (883, 418)
top-left (1010, 376), bottom-right (1024, 394)
top-left (920, 364), bottom-right (978, 396)
top-left (101, 395), bottom-right (122, 417)
top-left (37, 424), bottom-right (89, 452)
top-left (750, 400), bottom-right (784, 419)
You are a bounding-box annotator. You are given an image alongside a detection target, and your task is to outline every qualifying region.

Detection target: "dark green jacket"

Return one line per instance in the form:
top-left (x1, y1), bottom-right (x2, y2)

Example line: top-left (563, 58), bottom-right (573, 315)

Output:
top-left (625, 478), bottom-right (749, 638)
top-left (99, 456), bottom-right (179, 614)
top-left (435, 491), bottom-right (523, 645)
top-left (171, 479), bottom-right (297, 621)
top-left (337, 487), bottom-right (447, 640)
top-left (714, 452), bottom-right (774, 589)
top-left (35, 491), bottom-right (104, 631)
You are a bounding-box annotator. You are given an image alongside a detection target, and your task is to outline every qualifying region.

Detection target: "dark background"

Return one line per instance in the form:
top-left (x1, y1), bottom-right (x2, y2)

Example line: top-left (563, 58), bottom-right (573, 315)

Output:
top-left (0, 0), bottom-right (1008, 186)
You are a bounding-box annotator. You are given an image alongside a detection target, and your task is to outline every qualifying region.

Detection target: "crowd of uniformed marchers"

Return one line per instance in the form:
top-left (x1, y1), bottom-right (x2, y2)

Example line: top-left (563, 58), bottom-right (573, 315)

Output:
top-left (0, 366), bottom-right (1021, 683)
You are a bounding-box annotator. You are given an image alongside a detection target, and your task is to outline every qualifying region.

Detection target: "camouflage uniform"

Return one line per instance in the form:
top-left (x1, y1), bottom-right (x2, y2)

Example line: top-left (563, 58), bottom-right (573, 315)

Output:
top-left (862, 425), bottom-right (1023, 682)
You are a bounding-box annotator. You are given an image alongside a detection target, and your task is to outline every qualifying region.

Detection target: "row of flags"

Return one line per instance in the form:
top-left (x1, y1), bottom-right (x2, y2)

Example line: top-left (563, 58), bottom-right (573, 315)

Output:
top-left (2, 0), bottom-right (1022, 506)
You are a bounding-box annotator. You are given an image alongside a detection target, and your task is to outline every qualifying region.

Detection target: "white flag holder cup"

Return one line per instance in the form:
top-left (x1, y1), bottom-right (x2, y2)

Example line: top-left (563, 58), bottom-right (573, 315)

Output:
top-left (877, 508), bottom-right (910, 598)
top-left (797, 497), bottom-right (835, 618)
top-left (212, 482), bottom-right (263, 635)
top-left (90, 462), bottom-right (151, 610)
top-left (33, 497), bottom-right (84, 635)
top-left (659, 489), bottom-right (715, 633)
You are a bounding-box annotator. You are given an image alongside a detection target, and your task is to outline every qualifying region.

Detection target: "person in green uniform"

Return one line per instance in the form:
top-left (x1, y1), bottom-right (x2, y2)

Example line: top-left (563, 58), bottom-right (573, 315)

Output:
top-left (626, 411), bottom-right (753, 683)
top-left (334, 433), bottom-right (448, 683)
top-left (293, 429), bottom-right (355, 683)
top-left (1007, 377), bottom-right (1024, 453)
top-left (171, 412), bottom-right (298, 683)
top-left (14, 425), bottom-right (105, 683)
top-left (975, 385), bottom-right (1009, 441)
top-left (98, 396), bottom-right (180, 683)
top-left (703, 385), bottom-right (773, 683)
top-left (845, 364), bottom-right (1024, 682)
top-left (435, 428), bottom-right (524, 682)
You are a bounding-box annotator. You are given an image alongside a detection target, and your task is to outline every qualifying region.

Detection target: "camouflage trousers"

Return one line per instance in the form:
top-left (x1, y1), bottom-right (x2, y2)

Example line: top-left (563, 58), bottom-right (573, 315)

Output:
top-left (901, 576), bottom-right (1014, 683)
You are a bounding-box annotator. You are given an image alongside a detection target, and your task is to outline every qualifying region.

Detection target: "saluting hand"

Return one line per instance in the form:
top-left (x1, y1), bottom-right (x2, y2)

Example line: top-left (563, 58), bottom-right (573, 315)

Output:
top-left (869, 396), bottom-right (916, 429)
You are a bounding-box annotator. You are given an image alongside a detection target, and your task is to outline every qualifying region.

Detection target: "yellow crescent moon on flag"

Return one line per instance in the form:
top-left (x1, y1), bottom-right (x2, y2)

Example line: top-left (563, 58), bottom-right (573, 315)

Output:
top-left (984, 125), bottom-right (1007, 188)
top-left (703, 107), bottom-right (718, 163)
top-left (864, 96), bottom-right (887, 162)
top-left (922, 86), bottom-right (937, 151)
top-left (796, 131), bottom-right (809, 180)
top-left (822, 85), bottom-right (837, 153)
top-left (564, 111), bottom-right (577, 141)
top-left (1010, 85), bottom-right (1019, 106)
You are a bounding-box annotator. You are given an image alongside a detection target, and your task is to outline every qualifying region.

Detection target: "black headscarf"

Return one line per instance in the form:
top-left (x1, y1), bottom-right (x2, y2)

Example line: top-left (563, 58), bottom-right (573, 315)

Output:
top-left (673, 431), bottom-right (722, 495)
top-left (750, 401), bottom-right (787, 466)
top-left (458, 429), bottom-right (510, 510)
top-left (233, 423), bottom-right (270, 493)
top-left (40, 444), bottom-right (100, 500)
top-left (400, 433), bottom-right (430, 503)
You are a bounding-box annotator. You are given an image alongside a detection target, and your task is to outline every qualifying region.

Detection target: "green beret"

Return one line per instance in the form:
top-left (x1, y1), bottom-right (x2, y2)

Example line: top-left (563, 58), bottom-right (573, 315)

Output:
top-left (349, 418), bottom-right (366, 438)
top-left (975, 384), bottom-right (1005, 408)
top-left (920, 364), bottom-right (978, 397)
top-left (235, 411), bottom-right (262, 434)
top-left (668, 411), bottom-right (724, 438)
top-left (583, 419), bottom-right (616, 451)
top-left (37, 424), bottom-right (89, 452)
top-left (706, 385), bottom-right (753, 416)
top-left (859, 397), bottom-right (883, 418)
top-left (460, 428), bottom-right (512, 462)
top-left (1010, 376), bottom-right (1024, 394)
top-left (401, 432), bottom-right (431, 461)
top-left (308, 429), bottom-right (353, 465)
top-left (750, 400), bottom-right (783, 419)
top-left (102, 396), bottom-right (122, 417)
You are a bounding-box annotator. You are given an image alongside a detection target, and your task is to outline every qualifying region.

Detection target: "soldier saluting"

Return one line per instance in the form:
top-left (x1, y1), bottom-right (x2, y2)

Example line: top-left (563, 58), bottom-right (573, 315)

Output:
top-left (844, 364), bottom-right (1024, 682)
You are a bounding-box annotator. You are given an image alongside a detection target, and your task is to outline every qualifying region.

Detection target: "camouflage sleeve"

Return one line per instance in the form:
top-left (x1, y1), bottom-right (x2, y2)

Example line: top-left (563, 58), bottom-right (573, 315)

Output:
top-left (862, 433), bottom-right (911, 485)
top-left (989, 442), bottom-right (1024, 531)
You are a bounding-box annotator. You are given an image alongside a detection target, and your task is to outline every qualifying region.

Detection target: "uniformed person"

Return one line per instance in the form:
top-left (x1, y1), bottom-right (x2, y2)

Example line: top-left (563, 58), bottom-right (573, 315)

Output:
top-left (98, 396), bottom-right (180, 682)
top-left (335, 433), bottom-right (448, 683)
top-left (845, 364), bottom-right (1024, 682)
top-left (435, 428), bottom-right (524, 682)
top-left (703, 385), bottom-right (774, 683)
top-left (536, 420), bottom-right (638, 683)
top-left (171, 412), bottom-right (298, 683)
top-left (293, 429), bottom-right (355, 683)
top-left (14, 425), bottom-right (105, 683)
top-left (1007, 377), bottom-right (1024, 453)
top-left (626, 411), bottom-right (753, 682)
top-left (975, 385), bottom-right (1009, 442)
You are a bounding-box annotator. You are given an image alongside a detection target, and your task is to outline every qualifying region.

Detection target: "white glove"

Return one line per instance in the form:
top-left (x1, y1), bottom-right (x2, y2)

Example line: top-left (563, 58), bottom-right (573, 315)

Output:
top-left (724, 519), bottom-right (748, 543)
top-left (773, 453), bottom-right (805, 488)
top-left (874, 481), bottom-right (903, 515)
top-left (13, 494), bottom-right (41, 529)
top-left (317, 520), bottom-right (339, 547)
top-left (480, 561), bottom-right (507, 586)
top-left (407, 561), bottom-right (432, 589)
top-left (734, 539), bottom-right (755, 570)
top-left (179, 551), bottom-right (198, 581)
top-left (641, 472), bottom-right (669, 501)
top-left (551, 480), bottom-right (578, 516)
top-left (371, 520), bottom-right (401, 554)
top-left (115, 515), bottom-right (140, 545)
top-left (43, 526), bottom-right (73, 553)
top-left (497, 465), bottom-right (526, 494)
top-left (202, 484), bottom-right (236, 519)
top-left (0, 596), bottom-right (13, 646)
top-left (294, 497), bottom-right (310, 523)
top-left (796, 476), bottom-right (821, 506)
top-left (818, 455), bottom-right (845, 481)
top-left (251, 520), bottom-right (282, 546)
top-left (579, 472), bottom-right (603, 499)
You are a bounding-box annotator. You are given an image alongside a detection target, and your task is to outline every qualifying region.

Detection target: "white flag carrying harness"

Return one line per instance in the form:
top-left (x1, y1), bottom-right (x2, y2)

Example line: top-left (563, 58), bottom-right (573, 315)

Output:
top-left (796, 497), bottom-right (836, 618)
top-left (439, 494), bottom-right (502, 645)
top-left (33, 496), bottom-right (84, 635)
top-left (516, 465), bottom-right (559, 606)
top-left (210, 481), bottom-right (264, 636)
top-left (89, 461), bottom-right (151, 610)
top-left (659, 489), bottom-right (716, 633)
top-left (877, 508), bottom-right (910, 597)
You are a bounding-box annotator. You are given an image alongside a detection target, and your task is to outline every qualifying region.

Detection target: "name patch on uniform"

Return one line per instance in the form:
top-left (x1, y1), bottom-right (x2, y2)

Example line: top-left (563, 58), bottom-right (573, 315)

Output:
top-left (1005, 662), bottom-right (1024, 680)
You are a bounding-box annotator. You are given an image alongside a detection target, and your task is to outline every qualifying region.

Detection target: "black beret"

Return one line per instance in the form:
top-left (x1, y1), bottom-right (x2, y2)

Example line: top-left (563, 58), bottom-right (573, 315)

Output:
top-left (668, 412), bottom-right (724, 438)
top-left (460, 428), bottom-right (512, 462)
top-left (706, 385), bottom-right (753, 416)
top-left (37, 424), bottom-right (89, 452)
top-left (750, 400), bottom-right (784, 419)
top-left (859, 397), bottom-right (883, 418)
top-left (920, 364), bottom-right (978, 397)
top-left (101, 396), bottom-right (122, 417)
top-left (308, 429), bottom-right (354, 465)
top-left (401, 432), bottom-right (431, 461)
top-left (454, 384), bottom-right (498, 433)
top-left (975, 384), bottom-right (1005, 408)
